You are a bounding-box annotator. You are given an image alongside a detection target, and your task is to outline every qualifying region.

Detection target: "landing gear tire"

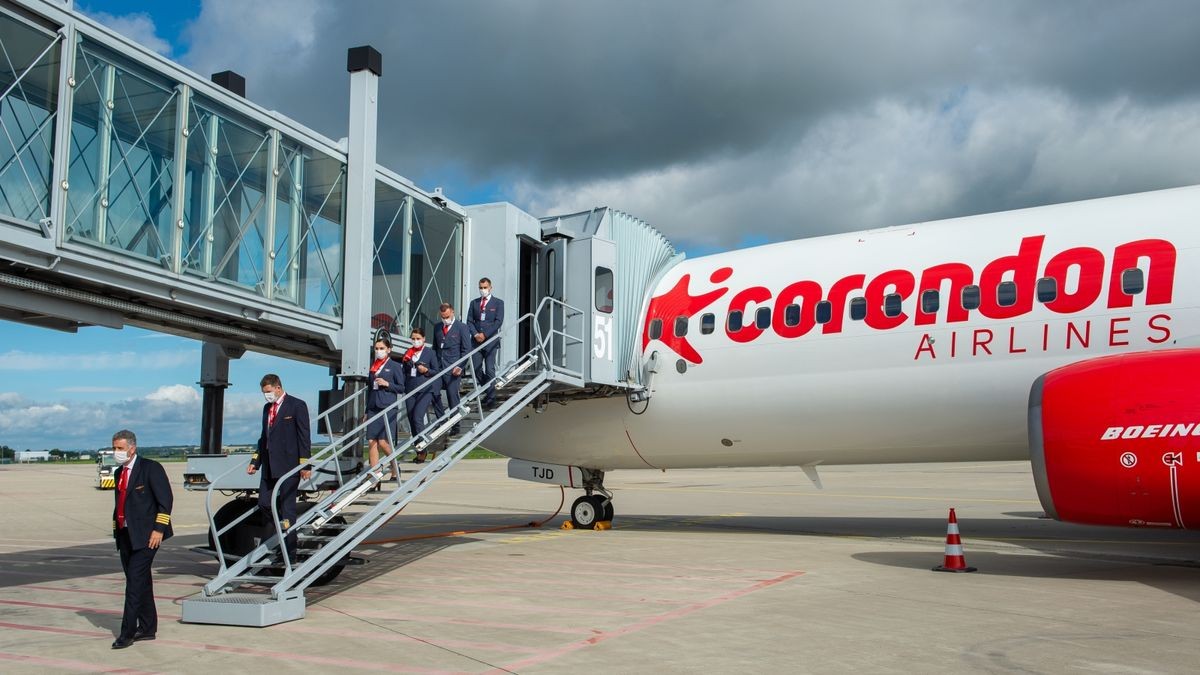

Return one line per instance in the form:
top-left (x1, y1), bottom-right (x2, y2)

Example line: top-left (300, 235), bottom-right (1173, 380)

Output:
top-left (570, 495), bottom-right (612, 529)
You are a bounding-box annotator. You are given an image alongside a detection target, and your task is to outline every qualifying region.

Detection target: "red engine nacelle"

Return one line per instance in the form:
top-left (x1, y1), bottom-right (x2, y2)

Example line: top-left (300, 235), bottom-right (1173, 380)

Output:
top-left (1030, 348), bottom-right (1200, 528)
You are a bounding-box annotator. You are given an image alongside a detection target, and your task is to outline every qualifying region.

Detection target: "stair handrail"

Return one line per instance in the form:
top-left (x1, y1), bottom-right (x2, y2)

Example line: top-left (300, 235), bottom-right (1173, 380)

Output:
top-left (260, 296), bottom-right (585, 573)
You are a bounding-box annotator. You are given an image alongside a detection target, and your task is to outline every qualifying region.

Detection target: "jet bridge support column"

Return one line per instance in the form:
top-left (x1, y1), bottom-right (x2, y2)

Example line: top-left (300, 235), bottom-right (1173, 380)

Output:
top-left (338, 46), bottom-right (383, 442)
top-left (199, 342), bottom-right (244, 454)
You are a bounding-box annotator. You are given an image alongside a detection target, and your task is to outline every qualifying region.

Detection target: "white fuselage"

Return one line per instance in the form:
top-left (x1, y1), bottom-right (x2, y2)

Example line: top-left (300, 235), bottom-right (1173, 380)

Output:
top-left (487, 186), bottom-right (1200, 470)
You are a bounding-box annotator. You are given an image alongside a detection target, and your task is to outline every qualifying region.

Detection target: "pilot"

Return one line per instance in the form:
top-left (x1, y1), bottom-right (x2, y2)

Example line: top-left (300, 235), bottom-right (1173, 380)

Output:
top-left (401, 327), bottom-right (440, 462)
top-left (246, 374), bottom-right (311, 562)
top-left (468, 277), bottom-right (504, 409)
top-left (365, 335), bottom-right (403, 482)
top-left (432, 301), bottom-right (473, 434)
top-left (110, 429), bottom-right (173, 649)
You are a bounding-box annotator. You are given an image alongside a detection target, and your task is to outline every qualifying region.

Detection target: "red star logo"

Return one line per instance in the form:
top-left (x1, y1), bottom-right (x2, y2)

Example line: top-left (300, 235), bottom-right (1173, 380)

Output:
top-left (642, 267), bottom-right (733, 364)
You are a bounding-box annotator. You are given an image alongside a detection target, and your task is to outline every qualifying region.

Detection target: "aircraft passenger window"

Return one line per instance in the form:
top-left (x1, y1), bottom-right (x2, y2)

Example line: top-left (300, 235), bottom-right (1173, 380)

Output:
top-left (727, 310), bottom-right (744, 332)
top-left (594, 267), bottom-right (614, 313)
top-left (883, 293), bottom-right (902, 318)
top-left (700, 313), bottom-right (715, 334)
top-left (1122, 268), bottom-right (1145, 295)
top-left (815, 300), bottom-right (832, 324)
top-left (849, 297), bottom-right (867, 321)
top-left (961, 285), bottom-right (981, 310)
top-left (997, 281), bottom-right (1017, 307)
top-left (674, 315), bottom-right (688, 337)
top-left (1036, 276), bottom-right (1057, 303)
top-left (784, 303), bottom-right (801, 327)
top-left (755, 306), bottom-right (771, 329)
top-left (920, 290), bottom-right (939, 314)
top-left (649, 318), bottom-right (663, 340)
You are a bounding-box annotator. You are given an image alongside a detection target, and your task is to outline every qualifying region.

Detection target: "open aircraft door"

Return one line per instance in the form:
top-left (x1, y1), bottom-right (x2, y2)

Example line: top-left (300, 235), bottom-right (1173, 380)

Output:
top-left (538, 238), bottom-right (568, 369)
top-left (566, 236), bottom-right (619, 386)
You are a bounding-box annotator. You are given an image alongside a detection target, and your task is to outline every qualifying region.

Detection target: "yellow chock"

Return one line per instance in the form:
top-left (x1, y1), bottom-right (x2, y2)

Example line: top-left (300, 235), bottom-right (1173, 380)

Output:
top-left (595, 521), bottom-right (612, 531)
top-left (561, 521), bottom-right (575, 530)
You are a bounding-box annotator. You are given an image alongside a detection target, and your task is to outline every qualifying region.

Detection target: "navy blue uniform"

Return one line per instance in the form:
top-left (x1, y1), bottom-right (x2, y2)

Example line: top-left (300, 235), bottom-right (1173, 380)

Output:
top-left (467, 295), bottom-right (504, 406)
top-left (112, 455), bottom-right (173, 642)
top-left (433, 319), bottom-right (473, 419)
top-left (402, 347), bottom-right (440, 438)
top-left (252, 394), bottom-right (310, 558)
top-left (366, 357), bottom-right (404, 441)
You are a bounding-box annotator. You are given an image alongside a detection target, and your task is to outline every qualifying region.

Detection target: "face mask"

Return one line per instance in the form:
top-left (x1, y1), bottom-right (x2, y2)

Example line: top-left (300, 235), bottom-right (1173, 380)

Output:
top-left (113, 450), bottom-right (130, 465)
top-left (480, 288), bottom-right (490, 298)
top-left (442, 317), bottom-right (453, 326)
top-left (375, 349), bottom-right (389, 359)
top-left (412, 339), bottom-right (424, 349)
top-left (263, 391), bottom-right (277, 404)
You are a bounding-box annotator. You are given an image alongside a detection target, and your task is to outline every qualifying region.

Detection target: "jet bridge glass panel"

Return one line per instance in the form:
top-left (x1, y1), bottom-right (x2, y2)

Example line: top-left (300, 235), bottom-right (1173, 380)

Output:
top-left (65, 40), bottom-right (178, 263)
top-left (0, 9), bottom-right (60, 227)
top-left (372, 179), bottom-right (463, 336)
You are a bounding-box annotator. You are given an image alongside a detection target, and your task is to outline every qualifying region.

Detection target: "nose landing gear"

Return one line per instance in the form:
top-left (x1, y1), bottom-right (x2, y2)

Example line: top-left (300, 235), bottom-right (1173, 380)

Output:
top-left (569, 470), bottom-right (614, 529)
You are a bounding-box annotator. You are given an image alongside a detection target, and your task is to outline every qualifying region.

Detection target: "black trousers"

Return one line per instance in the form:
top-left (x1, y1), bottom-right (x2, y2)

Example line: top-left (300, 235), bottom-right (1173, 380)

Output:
top-left (432, 372), bottom-right (463, 417)
top-left (472, 341), bottom-right (499, 404)
top-left (258, 469), bottom-right (300, 559)
top-left (116, 528), bottom-right (158, 638)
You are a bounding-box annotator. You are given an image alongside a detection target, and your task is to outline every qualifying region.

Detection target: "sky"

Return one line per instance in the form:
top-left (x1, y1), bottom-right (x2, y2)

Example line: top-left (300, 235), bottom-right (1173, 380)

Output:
top-left (5, 0), bottom-right (1200, 449)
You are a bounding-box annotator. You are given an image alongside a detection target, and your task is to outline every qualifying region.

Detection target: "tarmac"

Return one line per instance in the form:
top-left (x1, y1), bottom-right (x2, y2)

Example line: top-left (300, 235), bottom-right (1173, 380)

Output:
top-left (2, 458), bottom-right (1200, 674)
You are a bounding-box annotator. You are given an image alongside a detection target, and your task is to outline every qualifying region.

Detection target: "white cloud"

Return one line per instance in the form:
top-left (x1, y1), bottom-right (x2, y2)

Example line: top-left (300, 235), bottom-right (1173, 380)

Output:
top-left (145, 384), bottom-right (201, 405)
top-left (86, 11), bottom-right (172, 57)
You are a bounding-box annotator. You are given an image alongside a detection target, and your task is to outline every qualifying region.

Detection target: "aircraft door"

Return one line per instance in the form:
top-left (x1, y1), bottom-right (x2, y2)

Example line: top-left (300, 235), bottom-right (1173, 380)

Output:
top-left (538, 238), bottom-right (568, 367)
top-left (587, 238), bottom-right (619, 386)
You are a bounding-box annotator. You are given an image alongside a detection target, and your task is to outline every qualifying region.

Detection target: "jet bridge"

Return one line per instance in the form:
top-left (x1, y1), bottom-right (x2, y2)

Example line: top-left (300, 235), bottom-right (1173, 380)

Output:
top-left (0, 0), bottom-right (685, 625)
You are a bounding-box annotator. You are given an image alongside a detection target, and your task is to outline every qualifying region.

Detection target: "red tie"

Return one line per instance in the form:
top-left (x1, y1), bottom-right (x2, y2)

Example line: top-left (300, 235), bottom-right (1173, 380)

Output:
top-left (117, 468), bottom-right (129, 528)
top-left (268, 401), bottom-right (280, 427)
top-left (480, 297), bottom-right (487, 313)
top-left (443, 324), bottom-right (450, 335)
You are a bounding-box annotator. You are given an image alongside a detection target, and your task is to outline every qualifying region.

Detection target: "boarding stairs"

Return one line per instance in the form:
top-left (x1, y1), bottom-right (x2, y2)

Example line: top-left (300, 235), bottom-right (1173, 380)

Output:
top-left (181, 299), bottom-right (585, 627)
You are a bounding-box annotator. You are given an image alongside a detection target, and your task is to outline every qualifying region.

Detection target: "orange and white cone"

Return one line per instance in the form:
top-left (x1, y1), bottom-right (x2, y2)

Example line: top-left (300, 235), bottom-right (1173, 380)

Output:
top-left (932, 508), bottom-right (976, 573)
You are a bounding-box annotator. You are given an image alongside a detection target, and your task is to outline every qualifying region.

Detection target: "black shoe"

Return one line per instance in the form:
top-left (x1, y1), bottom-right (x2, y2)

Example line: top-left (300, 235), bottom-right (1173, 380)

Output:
top-left (112, 637), bottom-right (134, 649)
top-left (132, 631), bottom-right (155, 642)
top-left (450, 425), bottom-right (461, 435)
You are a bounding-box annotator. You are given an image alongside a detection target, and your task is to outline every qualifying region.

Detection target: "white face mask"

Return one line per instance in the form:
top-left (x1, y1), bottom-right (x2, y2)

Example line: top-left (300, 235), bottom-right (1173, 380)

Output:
top-left (412, 339), bottom-right (424, 349)
top-left (263, 391), bottom-right (277, 404)
top-left (480, 288), bottom-right (490, 298)
top-left (375, 349), bottom-right (389, 359)
top-left (442, 316), bottom-right (453, 326)
top-left (113, 450), bottom-right (130, 465)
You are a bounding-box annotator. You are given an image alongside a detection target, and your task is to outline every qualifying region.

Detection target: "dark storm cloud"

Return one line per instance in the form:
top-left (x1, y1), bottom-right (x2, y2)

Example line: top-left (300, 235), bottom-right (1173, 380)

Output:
top-left (173, 0), bottom-right (1200, 248)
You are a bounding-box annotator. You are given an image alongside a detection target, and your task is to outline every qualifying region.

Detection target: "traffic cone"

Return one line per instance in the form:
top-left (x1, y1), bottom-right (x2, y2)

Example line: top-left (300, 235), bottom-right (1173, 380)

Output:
top-left (932, 508), bottom-right (976, 573)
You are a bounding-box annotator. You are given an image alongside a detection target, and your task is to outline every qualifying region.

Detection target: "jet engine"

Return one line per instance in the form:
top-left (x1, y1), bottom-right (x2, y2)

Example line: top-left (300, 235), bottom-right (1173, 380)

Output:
top-left (1029, 348), bottom-right (1200, 528)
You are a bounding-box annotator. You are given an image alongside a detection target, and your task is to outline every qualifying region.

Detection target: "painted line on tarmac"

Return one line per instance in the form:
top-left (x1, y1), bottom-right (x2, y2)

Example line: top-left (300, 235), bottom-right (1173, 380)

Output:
top-left (0, 620), bottom-right (463, 673)
top-left (11, 584), bottom-right (193, 602)
top-left (0, 650), bottom-right (155, 674)
top-left (491, 570), bottom-right (805, 672)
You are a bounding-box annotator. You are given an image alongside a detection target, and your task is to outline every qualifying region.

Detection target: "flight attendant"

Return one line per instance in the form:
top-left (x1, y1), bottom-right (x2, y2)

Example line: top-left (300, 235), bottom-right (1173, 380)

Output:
top-left (365, 335), bottom-right (403, 481)
top-left (402, 327), bottom-right (440, 462)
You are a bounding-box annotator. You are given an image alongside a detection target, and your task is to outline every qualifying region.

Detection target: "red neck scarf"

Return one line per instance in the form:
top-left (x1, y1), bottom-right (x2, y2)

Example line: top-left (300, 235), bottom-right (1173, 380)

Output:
top-left (371, 357), bottom-right (388, 374)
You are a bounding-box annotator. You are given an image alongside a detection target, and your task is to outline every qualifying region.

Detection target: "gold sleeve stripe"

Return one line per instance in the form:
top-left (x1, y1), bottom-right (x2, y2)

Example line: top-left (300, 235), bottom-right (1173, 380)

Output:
top-left (155, 514), bottom-right (171, 524)
top-left (251, 453), bottom-right (259, 459)
top-left (299, 458), bottom-right (309, 465)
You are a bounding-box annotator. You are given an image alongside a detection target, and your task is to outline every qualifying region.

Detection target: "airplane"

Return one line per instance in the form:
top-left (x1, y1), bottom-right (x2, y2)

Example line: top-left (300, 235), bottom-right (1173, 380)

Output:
top-left (486, 184), bottom-right (1200, 531)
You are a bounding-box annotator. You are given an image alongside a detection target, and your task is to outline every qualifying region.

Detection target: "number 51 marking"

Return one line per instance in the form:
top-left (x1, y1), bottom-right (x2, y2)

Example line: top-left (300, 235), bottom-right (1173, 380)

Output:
top-left (593, 315), bottom-right (613, 360)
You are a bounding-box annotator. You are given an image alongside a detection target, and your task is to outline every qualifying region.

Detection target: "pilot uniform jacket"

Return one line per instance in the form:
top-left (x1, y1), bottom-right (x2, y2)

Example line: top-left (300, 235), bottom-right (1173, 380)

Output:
top-left (366, 357), bottom-right (404, 411)
top-left (435, 320), bottom-right (474, 375)
top-left (252, 394), bottom-right (311, 478)
top-left (112, 456), bottom-right (174, 549)
top-left (468, 295), bottom-right (505, 344)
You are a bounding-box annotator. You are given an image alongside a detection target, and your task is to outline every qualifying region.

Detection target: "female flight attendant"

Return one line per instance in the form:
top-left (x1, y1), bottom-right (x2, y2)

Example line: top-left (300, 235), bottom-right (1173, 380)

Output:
top-left (401, 327), bottom-right (440, 463)
top-left (365, 335), bottom-right (403, 483)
